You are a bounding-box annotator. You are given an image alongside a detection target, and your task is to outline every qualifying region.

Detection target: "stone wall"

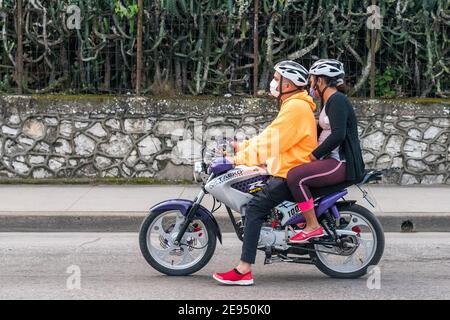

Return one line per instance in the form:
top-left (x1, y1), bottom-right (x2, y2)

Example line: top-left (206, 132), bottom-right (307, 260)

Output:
top-left (355, 100), bottom-right (449, 184)
top-left (0, 95), bottom-right (449, 184)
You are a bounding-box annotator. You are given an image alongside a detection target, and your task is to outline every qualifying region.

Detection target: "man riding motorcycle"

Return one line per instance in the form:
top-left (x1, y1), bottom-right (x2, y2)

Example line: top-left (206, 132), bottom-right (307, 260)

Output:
top-left (213, 60), bottom-right (317, 285)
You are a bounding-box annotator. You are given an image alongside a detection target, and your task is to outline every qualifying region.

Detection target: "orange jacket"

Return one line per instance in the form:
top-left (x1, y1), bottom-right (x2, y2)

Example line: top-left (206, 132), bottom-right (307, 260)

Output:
top-left (233, 91), bottom-right (317, 178)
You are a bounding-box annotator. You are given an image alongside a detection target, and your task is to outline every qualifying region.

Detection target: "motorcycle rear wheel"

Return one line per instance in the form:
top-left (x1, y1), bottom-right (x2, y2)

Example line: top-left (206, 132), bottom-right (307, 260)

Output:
top-left (310, 204), bottom-right (385, 279)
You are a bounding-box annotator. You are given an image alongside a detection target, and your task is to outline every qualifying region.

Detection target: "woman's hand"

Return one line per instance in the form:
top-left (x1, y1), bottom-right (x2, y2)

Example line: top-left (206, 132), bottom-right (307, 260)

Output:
top-left (310, 153), bottom-right (317, 161)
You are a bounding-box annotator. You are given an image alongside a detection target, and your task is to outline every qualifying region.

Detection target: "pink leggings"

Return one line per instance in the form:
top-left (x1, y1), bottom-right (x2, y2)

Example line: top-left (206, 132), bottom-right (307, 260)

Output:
top-left (286, 158), bottom-right (346, 212)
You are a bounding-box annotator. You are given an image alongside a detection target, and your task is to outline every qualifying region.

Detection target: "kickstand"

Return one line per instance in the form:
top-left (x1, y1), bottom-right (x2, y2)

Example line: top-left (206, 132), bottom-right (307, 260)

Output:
top-left (264, 246), bottom-right (272, 265)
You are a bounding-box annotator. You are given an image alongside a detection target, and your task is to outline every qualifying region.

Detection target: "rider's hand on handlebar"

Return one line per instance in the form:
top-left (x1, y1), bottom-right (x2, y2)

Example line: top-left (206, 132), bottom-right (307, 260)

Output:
top-left (230, 141), bottom-right (238, 153)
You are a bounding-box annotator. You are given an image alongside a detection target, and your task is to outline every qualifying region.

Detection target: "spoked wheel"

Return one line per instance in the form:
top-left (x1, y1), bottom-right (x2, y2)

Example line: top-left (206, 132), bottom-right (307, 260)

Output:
top-left (310, 204), bottom-right (385, 279)
top-left (139, 210), bottom-right (216, 276)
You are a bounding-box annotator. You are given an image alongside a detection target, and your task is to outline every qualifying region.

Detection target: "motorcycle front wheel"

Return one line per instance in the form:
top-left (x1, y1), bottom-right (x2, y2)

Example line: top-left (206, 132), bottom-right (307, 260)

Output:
top-left (139, 209), bottom-right (217, 276)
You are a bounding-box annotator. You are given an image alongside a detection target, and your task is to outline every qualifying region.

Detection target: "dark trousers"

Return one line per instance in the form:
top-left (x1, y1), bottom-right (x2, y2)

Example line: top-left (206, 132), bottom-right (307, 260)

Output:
top-left (240, 177), bottom-right (293, 264)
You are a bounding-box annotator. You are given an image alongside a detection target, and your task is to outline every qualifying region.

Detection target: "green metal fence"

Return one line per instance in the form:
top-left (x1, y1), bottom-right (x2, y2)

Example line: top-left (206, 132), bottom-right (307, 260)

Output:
top-left (0, 0), bottom-right (448, 97)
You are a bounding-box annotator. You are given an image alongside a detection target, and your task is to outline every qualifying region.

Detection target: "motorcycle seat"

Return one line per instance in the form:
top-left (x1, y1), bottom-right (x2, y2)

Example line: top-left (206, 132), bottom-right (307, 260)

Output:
top-left (310, 169), bottom-right (382, 199)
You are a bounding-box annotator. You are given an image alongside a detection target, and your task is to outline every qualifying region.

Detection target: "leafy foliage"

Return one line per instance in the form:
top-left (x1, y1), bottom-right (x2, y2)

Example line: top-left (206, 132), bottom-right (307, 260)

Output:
top-left (375, 66), bottom-right (397, 98)
top-left (0, 0), bottom-right (448, 97)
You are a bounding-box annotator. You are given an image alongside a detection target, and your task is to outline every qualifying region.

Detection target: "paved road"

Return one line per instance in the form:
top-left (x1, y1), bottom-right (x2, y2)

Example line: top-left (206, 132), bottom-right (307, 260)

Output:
top-left (1, 232), bottom-right (450, 300)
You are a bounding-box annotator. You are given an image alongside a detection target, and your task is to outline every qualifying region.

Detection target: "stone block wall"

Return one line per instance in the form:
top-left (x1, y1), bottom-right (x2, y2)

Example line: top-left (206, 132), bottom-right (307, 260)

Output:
top-left (355, 100), bottom-right (449, 184)
top-left (0, 95), bottom-right (449, 184)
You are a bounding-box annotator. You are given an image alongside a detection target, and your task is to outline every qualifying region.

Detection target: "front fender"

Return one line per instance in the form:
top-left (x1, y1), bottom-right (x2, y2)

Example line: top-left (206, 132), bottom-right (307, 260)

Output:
top-left (150, 199), bottom-right (222, 244)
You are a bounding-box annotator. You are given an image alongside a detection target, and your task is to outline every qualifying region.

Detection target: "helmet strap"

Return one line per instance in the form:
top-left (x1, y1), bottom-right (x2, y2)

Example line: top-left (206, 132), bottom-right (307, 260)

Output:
top-left (314, 77), bottom-right (329, 110)
top-left (278, 76), bottom-right (302, 105)
top-left (277, 76), bottom-right (284, 104)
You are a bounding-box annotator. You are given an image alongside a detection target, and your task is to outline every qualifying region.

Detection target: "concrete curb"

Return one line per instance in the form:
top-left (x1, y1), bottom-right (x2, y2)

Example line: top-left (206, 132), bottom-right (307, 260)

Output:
top-left (1, 214), bottom-right (450, 233)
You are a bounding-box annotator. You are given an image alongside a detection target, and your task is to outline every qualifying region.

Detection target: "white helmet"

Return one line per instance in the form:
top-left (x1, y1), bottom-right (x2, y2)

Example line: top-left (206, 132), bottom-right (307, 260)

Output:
top-left (309, 59), bottom-right (345, 79)
top-left (274, 60), bottom-right (309, 87)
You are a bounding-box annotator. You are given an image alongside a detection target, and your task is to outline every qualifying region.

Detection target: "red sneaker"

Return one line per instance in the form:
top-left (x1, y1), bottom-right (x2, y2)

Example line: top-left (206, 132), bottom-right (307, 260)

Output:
top-left (213, 269), bottom-right (254, 286)
top-left (289, 227), bottom-right (325, 243)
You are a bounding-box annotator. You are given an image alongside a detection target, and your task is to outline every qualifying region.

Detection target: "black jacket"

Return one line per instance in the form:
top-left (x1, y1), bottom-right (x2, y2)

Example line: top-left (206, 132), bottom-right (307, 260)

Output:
top-left (312, 92), bottom-right (365, 182)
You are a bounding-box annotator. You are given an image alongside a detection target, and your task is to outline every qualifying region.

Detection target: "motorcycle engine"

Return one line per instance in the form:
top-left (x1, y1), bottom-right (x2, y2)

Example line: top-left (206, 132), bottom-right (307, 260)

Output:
top-left (257, 227), bottom-right (276, 248)
top-left (257, 226), bottom-right (287, 249)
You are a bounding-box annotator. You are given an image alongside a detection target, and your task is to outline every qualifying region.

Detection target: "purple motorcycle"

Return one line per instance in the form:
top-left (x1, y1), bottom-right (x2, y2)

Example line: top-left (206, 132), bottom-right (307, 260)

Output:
top-left (139, 143), bottom-right (385, 278)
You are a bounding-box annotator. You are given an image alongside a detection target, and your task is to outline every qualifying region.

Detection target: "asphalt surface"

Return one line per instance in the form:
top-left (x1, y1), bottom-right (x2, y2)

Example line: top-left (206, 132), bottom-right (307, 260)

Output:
top-left (1, 232), bottom-right (450, 300)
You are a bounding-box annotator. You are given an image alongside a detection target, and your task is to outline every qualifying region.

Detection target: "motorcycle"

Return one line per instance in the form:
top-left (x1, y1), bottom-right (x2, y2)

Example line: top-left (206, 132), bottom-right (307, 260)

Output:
top-left (139, 141), bottom-right (385, 279)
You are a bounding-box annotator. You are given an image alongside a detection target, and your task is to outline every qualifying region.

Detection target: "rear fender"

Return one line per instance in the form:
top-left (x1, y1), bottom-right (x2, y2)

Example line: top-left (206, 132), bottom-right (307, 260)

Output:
top-left (316, 190), bottom-right (349, 216)
top-left (336, 200), bottom-right (357, 209)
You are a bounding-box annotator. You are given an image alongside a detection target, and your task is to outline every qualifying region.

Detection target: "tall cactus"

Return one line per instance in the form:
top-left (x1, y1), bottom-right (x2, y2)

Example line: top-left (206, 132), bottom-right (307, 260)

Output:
top-left (0, 0), bottom-right (448, 97)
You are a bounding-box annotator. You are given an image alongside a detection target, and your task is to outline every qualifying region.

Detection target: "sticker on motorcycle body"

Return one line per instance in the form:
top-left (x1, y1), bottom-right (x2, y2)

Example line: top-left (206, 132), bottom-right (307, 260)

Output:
top-left (275, 201), bottom-right (299, 217)
top-left (206, 169), bottom-right (244, 189)
top-left (218, 169), bottom-right (244, 183)
top-left (247, 180), bottom-right (266, 193)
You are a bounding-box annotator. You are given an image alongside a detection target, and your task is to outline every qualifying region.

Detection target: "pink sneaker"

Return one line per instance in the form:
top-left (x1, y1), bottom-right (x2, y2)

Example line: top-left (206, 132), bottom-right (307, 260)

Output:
top-left (289, 227), bottom-right (325, 243)
top-left (213, 269), bottom-right (254, 286)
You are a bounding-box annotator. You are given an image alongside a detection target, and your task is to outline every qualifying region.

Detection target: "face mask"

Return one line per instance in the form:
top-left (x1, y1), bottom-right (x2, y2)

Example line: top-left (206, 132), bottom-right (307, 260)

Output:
top-left (309, 76), bottom-right (320, 98)
top-left (270, 79), bottom-right (279, 97)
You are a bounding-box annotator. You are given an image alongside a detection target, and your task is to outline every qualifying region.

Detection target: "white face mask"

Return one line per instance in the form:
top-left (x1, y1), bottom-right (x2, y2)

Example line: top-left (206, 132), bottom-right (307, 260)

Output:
top-left (270, 79), bottom-right (279, 97)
